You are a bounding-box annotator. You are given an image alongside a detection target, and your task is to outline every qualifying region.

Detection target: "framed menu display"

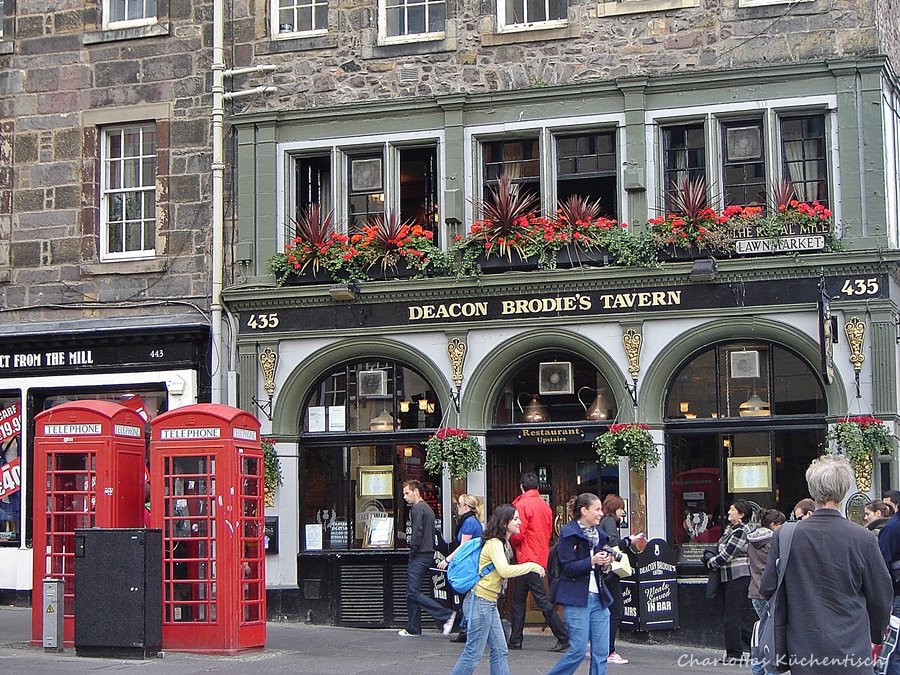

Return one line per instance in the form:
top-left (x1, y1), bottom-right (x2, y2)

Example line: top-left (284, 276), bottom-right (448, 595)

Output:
top-left (358, 465), bottom-right (393, 498)
top-left (363, 515), bottom-right (394, 548)
top-left (727, 456), bottom-right (772, 493)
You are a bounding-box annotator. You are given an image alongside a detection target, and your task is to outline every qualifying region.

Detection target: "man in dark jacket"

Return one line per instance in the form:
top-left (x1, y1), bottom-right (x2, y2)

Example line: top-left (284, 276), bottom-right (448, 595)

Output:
top-left (878, 506), bottom-right (900, 673)
top-left (509, 472), bottom-right (569, 652)
top-left (398, 480), bottom-right (456, 637)
top-left (760, 455), bottom-right (891, 674)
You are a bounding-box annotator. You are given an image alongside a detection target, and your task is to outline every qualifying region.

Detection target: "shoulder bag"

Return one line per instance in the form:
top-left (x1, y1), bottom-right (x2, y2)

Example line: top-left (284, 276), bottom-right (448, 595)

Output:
top-left (750, 522), bottom-right (796, 674)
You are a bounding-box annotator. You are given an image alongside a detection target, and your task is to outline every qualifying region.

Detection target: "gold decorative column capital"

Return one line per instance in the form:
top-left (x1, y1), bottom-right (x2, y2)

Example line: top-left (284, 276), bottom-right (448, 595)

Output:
top-left (259, 346), bottom-right (278, 397)
top-left (623, 328), bottom-right (642, 382)
top-left (845, 317), bottom-right (866, 372)
top-left (447, 337), bottom-right (467, 389)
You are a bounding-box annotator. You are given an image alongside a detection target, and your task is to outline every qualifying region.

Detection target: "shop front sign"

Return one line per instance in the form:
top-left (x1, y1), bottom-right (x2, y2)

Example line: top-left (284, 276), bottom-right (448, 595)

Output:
top-left (239, 274), bottom-right (888, 334)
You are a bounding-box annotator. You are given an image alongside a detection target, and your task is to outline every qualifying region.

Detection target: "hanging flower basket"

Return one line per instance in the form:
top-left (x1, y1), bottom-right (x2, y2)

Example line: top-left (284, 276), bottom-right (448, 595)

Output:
top-left (594, 423), bottom-right (660, 476)
top-left (423, 428), bottom-right (485, 480)
top-left (828, 416), bottom-right (894, 491)
top-left (262, 437), bottom-right (283, 508)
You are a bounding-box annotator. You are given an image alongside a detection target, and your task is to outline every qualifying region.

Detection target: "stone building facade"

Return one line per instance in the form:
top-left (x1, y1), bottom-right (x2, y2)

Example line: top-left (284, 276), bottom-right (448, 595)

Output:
top-left (0, 2), bottom-right (214, 598)
top-left (221, 0), bottom-right (900, 647)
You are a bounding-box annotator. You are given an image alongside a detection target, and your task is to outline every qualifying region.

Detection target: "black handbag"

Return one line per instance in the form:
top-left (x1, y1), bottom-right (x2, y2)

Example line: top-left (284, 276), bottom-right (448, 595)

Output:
top-left (750, 522), bottom-right (796, 674)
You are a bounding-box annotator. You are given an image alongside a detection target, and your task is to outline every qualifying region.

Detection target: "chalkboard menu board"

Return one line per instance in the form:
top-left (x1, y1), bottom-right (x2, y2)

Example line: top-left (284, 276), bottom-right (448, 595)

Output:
top-left (620, 538), bottom-right (679, 631)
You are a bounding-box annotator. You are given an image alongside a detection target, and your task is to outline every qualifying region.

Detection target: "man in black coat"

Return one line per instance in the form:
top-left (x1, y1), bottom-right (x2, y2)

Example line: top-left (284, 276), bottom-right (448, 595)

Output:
top-left (760, 455), bottom-right (891, 674)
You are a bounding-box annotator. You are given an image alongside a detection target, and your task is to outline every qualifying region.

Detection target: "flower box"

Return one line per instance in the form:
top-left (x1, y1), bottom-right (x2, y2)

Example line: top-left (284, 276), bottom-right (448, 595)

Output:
top-left (281, 266), bottom-right (335, 286)
top-left (476, 252), bottom-right (541, 274)
top-left (555, 245), bottom-right (610, 269)
top-left (656, 244), bottom-right (705, 262)
top-left (366, 258), bottom-right (420, 281)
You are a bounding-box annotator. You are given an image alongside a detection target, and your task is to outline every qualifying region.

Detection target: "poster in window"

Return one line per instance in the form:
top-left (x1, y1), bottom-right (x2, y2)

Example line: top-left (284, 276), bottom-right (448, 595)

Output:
top-left (307, 406), bottom-right (326, 432)
top-left (327, 406), bottom-right (346, 432)
top-left (727, 456), bottom-right (772, 493)
top-left (363, 514), bottom-right (394, 548)
top-left (305, 523), bottom-right (322, 551)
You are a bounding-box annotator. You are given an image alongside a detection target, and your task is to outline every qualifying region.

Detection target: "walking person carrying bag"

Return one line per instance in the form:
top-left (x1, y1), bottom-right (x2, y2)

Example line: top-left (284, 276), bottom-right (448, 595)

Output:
top-left (750, 521), bottom-right (795, 674)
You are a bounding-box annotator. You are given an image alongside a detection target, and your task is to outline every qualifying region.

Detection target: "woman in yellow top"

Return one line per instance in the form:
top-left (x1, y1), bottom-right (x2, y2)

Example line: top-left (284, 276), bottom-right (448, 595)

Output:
top-left (450, 504), bottom-right (545, 675)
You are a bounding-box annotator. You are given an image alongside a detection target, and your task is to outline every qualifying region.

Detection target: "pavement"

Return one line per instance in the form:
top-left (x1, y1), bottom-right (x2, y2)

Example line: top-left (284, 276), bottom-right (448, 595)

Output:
top-left (0, 606), bottom-right (750, 673)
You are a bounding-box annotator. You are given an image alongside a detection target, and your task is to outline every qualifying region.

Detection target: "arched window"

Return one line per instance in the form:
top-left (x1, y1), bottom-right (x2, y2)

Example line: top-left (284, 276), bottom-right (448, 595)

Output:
top-left (298, 359), bottom-right (444, 552)
top-left (492, 352), bottom-right (618, 425)
top-left (665, 341), bottom-right (826, 549)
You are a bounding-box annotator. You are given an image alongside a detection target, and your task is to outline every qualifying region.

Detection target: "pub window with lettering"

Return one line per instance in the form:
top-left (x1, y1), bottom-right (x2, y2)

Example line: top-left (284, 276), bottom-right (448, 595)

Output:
top-left (299, 360), bottom-right (443, 551)
top-left (659, 111), bottom-right (830, 211)
top-left (665, 341), bottom-right (826, 551)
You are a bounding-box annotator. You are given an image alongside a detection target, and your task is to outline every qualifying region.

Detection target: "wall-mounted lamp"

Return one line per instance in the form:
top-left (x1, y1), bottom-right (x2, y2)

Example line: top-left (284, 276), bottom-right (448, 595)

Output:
top-left (329, 283), bottom-right (359, 301)
top-left (251, 346), bottom-right (278, 421)
top-left (418, 397), bottom-right (429, 411)
top-left (684, 413), bottom-right (698, 420)
top-left (399, 400), bottom-right (411, 413)
top-left (403, 446), bottom-right (414, 457)
top-left (426, 402), bottom-right (436, 414)
top-left (689, 258), bottom-right (718, 282)
top-left (679, 401), bottom-right (690, 414)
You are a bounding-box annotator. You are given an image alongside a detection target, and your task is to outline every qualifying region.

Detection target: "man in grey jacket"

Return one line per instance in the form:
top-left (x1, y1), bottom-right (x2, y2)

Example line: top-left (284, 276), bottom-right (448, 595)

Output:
top-left (760, 455), bottom-right (891, 674)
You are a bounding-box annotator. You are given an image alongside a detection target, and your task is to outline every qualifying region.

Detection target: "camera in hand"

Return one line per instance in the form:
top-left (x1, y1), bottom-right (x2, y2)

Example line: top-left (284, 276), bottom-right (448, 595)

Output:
top-left (601, 545), bottom-right (623, 562)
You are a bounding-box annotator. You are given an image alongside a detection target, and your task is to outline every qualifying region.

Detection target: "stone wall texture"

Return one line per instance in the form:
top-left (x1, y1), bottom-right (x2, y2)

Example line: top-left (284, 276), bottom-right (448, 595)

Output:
top-left (0, 1), bottom-right (214, 328)
top-left (229, 0), bottom-right (895, 112)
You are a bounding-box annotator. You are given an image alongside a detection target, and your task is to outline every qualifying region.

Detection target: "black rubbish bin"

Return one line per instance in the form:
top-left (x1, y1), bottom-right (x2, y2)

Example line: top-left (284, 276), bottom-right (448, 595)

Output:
top-left (74, 528), bottom-right (162, 658)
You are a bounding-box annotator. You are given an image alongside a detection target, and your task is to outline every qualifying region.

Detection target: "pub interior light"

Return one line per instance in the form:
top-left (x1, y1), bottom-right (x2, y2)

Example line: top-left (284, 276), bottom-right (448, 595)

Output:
top-left (739, 391), bottom-right (771, 417)
top-left (399, 400), bottom-right (411, 413)
top-left (369, 409), bottom-right (395, 431)
top-left (328, 283), bottom-right (359, 301)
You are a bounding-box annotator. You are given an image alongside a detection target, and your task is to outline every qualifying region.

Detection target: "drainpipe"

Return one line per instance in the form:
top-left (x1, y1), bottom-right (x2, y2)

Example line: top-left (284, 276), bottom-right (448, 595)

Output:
top-left (211, 0), bottom-right (274, 404)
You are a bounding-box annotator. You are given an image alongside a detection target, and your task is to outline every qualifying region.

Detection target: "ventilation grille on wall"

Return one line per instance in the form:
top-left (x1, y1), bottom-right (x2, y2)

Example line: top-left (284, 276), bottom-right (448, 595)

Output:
top-left (357, 370), bottom-right (388, 397)
top-left (399, 66), bottom-right (418, 84)
top-left (340, 565), bottom-right (384, 624)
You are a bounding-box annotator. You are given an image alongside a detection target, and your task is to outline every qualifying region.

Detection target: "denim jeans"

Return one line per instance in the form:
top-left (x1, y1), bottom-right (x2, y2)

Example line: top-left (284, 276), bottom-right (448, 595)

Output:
top-left (451, 595), bottom-right (509, 675)
top-left (547, 592), bottom-right (609, 675)
top-left (750, 598), bottom-right (771, 675)
top-left (406, 552), bottom-right (450, 634)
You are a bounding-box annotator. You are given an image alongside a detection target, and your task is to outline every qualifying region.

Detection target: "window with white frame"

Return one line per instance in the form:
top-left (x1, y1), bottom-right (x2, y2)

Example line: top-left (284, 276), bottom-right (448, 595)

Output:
top-left (274, 0), bottom-right (328, 37)
top-left (0, 0), bottom-right (5, 39)
top-left (290, 144), bottom-right (439, 237)
top-left (101, 124), bottom-right (157, 260)
top-left (659, 112), bottom-right (829, 210)
top-left (104, 0), bottom-right (157, 29)
top-left (498, 0), bottom-right (566, 30)
top-left (380, 0), bottom-right (445, 40)
top-left (479, 130), bottom-right (620, 216)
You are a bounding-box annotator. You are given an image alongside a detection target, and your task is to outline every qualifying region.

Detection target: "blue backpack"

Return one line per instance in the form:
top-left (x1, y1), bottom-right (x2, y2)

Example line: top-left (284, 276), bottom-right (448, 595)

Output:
top-left (447, 537), bottom-right (495, 594)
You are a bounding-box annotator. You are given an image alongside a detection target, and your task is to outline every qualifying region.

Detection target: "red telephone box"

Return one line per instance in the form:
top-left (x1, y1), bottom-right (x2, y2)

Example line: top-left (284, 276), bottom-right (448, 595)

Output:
top-left (31, 401), bottom-right (146, 644)
top-left (149, 404), bottom-right (265, 654)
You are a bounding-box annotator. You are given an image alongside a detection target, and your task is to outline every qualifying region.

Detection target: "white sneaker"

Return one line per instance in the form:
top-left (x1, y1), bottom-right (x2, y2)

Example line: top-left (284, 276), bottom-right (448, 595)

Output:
top-left (442, 611), bottom-right (458, 636)
top-left (607, 652), bottom-right (629, 664)
top-left (398, 629), bottom-right (419, 637)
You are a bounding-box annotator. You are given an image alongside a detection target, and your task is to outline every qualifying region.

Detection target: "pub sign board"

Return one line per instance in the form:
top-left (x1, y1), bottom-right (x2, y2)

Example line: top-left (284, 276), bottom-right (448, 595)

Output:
top-left (620, 538), bottom-right (679, 631)
top-left (239, 274), bottom-right (888, 335)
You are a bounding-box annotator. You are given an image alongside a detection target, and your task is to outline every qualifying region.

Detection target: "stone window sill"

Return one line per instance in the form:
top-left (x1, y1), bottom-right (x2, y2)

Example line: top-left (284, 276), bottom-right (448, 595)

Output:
top-left (597, 0), bottom-right (699, 16)
top-left (256, 34), bottom-right (339, 54)
top-left (482, 23), bottom-right (580, 46)
top-left (82, 258), bottom-right (166, 276)
top-left (83, 22), bottom-right (169, 45)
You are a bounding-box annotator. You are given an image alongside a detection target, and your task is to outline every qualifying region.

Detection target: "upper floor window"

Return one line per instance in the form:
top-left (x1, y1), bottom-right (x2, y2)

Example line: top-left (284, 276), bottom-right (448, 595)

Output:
top-left (479, 129), bottom-right (619, 218)
top-left (659, 112), bottom-right (829, 211)
top-left (100, 124), bottom-right (157, 260)
top-left (380, 0), bottom-right (445, 41)
top-left (498, 0), bottom-right (566, 30)
top-left (290, 143), bottom-right (439, 238)
top-left (0, 0), bottom-right (5, 39)
top-left (274, 0), bottom-right (328, 37)
top-left (104, 0), bottom-right (157, 29)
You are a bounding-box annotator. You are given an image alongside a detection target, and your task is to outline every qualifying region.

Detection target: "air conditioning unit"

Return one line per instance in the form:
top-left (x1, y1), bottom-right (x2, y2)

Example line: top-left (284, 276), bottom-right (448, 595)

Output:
top-left (730, 351), bottom-right (760, 379)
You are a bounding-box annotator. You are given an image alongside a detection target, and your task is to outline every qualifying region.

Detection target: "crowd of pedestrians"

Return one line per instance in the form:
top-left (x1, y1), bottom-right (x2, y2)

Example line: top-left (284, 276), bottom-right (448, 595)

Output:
top-left (404, 457), bottom-right (900, 675)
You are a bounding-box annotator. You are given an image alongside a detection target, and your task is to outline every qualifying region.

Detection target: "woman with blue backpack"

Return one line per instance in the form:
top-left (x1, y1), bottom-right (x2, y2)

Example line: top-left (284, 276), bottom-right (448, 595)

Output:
top-left (449, 504), bottom-right (545, 675)
top-left (547, 492), bottom-right (615, 675)
top-left (437, 494), bottom-right (485, 643)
